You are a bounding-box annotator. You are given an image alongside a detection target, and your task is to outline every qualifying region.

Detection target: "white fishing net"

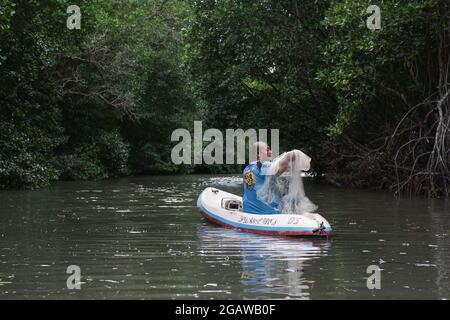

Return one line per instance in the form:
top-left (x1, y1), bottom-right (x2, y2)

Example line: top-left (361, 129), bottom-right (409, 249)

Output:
top-left (256, 150), bottom-right (318, 214)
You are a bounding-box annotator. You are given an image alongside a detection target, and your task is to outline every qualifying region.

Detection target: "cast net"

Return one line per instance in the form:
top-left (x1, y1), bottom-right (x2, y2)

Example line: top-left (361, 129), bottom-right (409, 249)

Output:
top-left (256, 150), bottom-right (318, 214)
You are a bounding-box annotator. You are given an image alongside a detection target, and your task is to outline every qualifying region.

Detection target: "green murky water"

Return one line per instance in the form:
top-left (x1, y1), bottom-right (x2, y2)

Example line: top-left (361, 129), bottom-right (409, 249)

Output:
top-left (0, 175), bottom-right (449, 299)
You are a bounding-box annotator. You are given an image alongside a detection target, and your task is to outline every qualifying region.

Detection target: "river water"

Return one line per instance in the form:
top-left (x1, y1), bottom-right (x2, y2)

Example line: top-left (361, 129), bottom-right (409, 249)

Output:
top-left (0, 175), bottom-right (448, 299)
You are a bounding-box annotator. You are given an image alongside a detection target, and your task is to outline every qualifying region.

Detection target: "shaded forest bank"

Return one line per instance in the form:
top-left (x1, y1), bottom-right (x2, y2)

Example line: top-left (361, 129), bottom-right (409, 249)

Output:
top-left (1, 0), bottom-right (449, 198)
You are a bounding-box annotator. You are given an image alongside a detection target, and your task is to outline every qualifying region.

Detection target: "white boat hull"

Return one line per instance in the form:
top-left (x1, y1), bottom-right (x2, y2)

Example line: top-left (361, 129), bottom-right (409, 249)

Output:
top-left (197, 187), bottom-right (333, 237)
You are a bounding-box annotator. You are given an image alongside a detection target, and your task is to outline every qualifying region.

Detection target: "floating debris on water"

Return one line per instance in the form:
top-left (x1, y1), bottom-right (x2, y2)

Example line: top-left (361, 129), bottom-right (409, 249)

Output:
top-left (414, 263), bottom-right (436, 267)
top-left (203, 283), bottom-right (217, 287)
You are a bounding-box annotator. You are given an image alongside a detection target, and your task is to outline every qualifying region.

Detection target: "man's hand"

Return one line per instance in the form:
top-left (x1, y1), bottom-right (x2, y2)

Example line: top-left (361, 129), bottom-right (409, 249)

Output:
top-left (275, 151), bottom-right (294, 176)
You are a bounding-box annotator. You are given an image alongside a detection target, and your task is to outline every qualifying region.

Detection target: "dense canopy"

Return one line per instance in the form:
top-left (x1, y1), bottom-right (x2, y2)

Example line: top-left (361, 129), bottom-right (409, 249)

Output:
top-left (1, 0), bottom-right (449, 197)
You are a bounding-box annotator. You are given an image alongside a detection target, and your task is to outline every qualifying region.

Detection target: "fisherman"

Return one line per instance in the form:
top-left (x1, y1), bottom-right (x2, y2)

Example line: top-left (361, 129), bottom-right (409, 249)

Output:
top-left (242, 142), bottom-right (297, 214)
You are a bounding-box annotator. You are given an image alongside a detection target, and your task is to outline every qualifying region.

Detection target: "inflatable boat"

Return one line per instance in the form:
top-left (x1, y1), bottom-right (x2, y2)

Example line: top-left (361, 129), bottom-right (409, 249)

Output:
top-left (197, 187), bottom-right (332, 237)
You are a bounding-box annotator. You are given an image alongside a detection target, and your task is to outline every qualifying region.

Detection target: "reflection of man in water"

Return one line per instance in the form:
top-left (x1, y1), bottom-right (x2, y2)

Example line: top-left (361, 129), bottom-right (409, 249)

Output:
top-left (196, 224), bottom-right (330, 299)
top-left (240, 236), bottom-right (322, 298)
top-left (242, 142), bottom-right (294, 214)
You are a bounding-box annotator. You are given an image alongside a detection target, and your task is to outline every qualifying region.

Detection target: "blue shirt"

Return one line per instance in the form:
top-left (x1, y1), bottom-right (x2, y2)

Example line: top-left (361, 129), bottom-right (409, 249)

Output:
top-left (242, 161), bottom-right (280, 214)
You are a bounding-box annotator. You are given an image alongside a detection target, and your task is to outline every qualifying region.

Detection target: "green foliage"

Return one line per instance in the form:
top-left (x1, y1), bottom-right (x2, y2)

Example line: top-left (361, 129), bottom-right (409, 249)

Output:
top-left (56, 131), bottom-right (129, 180)
top-left (0, 0), bottom-right (197, 189)
top-left (57, 149), bottom-right (106, 181)
top-left (97, 132), bottom-right (130, 177)
top-left (0, 0), bottom-right (67, 189)
top-left (319, 0), bottom-right (439, 137)
top-left (1, 0), bottom-right (448, 196)
top-left (187, 0), bottom-right (449, 196)
top-left (187, 0), bottom-right (334, 169)
top-left (0, 122), bottom-right (60, 189)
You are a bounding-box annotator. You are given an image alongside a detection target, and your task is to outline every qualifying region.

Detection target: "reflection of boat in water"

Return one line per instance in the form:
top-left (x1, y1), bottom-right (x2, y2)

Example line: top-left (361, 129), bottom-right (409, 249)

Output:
top-left (196, 224), bottom-right (331, 299)
top-left (197, 187), bottom-right (333, 237)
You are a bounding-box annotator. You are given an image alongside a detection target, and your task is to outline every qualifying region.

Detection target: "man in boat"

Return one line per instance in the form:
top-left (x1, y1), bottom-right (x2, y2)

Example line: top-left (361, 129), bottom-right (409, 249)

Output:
top-left (242, 142), bottom-right (296, 214)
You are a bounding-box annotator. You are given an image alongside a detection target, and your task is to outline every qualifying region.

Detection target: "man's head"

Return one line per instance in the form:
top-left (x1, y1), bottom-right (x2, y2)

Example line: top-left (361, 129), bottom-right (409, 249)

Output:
top-left (252, 141), bottom-right (272, 162)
